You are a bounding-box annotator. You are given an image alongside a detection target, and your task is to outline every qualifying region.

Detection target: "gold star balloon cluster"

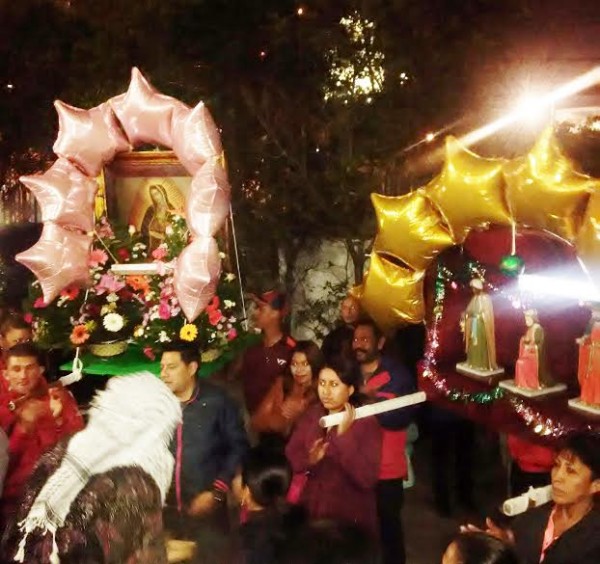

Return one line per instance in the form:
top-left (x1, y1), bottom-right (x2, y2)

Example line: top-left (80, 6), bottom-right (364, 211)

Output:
top-left (355, 127), bottom-right (600, 332)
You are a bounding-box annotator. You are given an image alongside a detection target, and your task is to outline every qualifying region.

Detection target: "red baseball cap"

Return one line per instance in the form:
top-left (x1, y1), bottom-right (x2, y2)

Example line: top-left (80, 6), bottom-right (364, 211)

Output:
top-left (249, 290), bottom-right (289, 315)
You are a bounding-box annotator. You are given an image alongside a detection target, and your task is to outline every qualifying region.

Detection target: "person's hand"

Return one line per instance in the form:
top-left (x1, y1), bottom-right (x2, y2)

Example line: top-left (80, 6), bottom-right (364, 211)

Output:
top-left (337, 403), bottom-right (355, 436)
top-left (460, 518), bottom-right (514, 544)
top-left (48, 388), bottom-right (64, 420)
top-left (18, 398), bottom-right (49, 428)
top-left (281, 398), bottom-right (303, 420)
top-left (188, 491), bottom-right (218, 517)
top-left (308, 438), bottom-right (328, 466)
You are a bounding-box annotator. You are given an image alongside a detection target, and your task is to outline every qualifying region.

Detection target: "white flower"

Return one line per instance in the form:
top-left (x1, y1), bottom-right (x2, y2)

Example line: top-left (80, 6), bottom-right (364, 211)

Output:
top-left (128, 225), bottom-right (136, 235)
top-left (103, 312), bottom-right (124, 332)
top-left (159, 330), bottom-right (171, 343)
top-left (219, 252), bottom-right (226, 259)
top-left (165, 225), bottom-right (174, 236)
top-left (225, 273), bottom-right (236, 282)
top-left (223, 299), bottom-right (235, 309)
top-left (172, 214), bottom-right (182, 222)
top-left (106, 292), bottom-right (119, 303)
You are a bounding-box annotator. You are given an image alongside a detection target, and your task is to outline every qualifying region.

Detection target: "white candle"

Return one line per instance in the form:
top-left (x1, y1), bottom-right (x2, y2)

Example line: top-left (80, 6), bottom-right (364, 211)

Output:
top-left (111, 263), bottom-right (172, 276)
top-left (319, 391), bottom-right (427, 428)
top-left (502, 485), bottom-right (552, 516)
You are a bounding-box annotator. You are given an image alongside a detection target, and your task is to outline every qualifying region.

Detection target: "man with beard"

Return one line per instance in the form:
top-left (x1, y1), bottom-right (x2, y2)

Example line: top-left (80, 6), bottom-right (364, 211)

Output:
top-left (352, 318), bottom-right (417, 564)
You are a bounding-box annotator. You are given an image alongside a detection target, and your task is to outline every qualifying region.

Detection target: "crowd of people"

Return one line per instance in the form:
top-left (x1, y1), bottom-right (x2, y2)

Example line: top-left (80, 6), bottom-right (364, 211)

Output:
top-left (0, 293), bottom-right (598, 563)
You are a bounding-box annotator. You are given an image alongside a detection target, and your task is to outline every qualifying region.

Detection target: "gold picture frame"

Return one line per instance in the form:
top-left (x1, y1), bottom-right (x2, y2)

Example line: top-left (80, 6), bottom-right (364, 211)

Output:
top-left (101, 151), bottom-right (192, 252)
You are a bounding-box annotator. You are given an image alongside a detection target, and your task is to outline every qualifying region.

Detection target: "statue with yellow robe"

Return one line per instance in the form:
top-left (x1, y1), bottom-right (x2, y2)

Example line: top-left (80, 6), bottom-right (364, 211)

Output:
top-left (457, 278), bottom-right (504, 378)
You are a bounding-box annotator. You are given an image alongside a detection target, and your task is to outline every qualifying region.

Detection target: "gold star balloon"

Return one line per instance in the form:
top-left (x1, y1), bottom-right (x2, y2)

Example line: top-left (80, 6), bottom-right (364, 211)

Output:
top-left (372, 191), bottom-right (454, 271)
top-left (424, 136), bottom-right (510, 244)
top-left (503, 127), bottom-right (598, 242)
top-left (577, 188), bottom-right (600, 284)
top-left (355, 253), bottom-right (425, 332)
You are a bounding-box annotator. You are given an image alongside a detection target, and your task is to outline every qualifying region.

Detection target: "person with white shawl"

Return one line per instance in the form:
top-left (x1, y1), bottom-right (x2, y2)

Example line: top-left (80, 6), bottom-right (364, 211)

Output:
top-left (1, 371), bottom-right (181, 564)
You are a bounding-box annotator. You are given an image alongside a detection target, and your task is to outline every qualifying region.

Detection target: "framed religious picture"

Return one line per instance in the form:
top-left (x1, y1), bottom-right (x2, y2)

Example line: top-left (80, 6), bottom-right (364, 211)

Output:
top-left (102, 151), bottom-right (192, 252)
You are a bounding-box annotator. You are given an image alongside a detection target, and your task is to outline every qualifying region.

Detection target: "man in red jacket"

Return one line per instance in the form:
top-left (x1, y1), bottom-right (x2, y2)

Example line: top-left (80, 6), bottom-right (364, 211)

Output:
top-left (0, 342), bottom-right (83, 526)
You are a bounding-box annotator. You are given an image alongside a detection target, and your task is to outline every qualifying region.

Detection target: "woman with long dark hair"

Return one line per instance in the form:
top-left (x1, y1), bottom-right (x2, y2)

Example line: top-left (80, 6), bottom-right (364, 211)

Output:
top-left (251, 341), bottom-right (324, 439)
top-left (285, 356), bottom-right (382, 538)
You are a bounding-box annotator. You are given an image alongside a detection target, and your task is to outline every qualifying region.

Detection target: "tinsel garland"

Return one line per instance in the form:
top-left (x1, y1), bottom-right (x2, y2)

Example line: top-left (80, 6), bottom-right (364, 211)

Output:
top-left (422, 256), bottom-right (599, 438)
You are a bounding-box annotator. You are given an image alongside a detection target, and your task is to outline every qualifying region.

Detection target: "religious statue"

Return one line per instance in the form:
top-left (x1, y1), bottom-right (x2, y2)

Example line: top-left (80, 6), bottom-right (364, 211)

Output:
top-left (140, 184), bottom-right (175, 252)
top-left (514, 309), bottom-right (554, 389)
top-left (457, 278), bottom-right (504, 377)
top-left (576, 304), bottom-right (600, 406)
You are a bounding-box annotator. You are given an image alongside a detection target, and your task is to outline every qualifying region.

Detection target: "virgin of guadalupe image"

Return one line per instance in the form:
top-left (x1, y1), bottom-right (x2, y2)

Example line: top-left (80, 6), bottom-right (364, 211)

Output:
top-left (140, 184), bottom-right (176, 251)
top-left (457, 278), bottom-right (504, 377)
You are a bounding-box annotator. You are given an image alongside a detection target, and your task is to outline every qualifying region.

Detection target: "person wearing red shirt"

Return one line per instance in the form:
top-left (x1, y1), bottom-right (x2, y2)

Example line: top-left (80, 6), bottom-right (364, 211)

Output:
top-left (0, 342), bottom-right (83, 525)
top-left (0, 315), bottom-right (33, 374)
top-left (353, 318), bottom-right (417, 564)
top-left (240, 291), bottom-right (295, 417)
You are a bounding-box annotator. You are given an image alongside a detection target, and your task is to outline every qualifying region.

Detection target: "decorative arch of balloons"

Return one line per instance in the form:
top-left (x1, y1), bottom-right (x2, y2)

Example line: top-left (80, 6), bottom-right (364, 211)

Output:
top-left (354, 127), bottom-right (600, 331)
top-left (16, 67), bottom-right (230, 322)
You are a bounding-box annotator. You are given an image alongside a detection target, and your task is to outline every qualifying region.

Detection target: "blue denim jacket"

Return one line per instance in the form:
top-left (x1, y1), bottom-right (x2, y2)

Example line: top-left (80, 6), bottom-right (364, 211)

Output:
top-left (170, 380), bottom-right (248, 507)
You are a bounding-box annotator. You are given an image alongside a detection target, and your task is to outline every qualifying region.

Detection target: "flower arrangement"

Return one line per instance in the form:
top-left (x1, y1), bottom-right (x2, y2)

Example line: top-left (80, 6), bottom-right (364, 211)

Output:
top-left (24, 215), bottom-right (246, 361)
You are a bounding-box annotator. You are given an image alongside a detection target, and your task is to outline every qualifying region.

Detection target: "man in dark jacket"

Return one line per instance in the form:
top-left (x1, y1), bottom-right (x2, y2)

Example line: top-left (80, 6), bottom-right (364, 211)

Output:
top-left (160, 341), bottom-right (248, 561)
top-left (353, 318), bottom-right (417, 564)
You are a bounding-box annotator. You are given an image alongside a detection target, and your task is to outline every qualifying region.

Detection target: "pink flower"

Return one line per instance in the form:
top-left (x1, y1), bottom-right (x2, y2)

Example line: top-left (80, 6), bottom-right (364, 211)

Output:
top-left (23, 313), bottom-right (33, 324)
top-left (143, 347), bottom-right (156, 360)
top-left (227, 328), bottom-right (238, 341)
top-left (152, 245), bottom-right (168, 260)
top-left (88, 249), bottom-right (109, 268)
top-left (96, 273), bottom-right (125, 295)
top-left (33, 297), bottom-right (47, 309)
top-left (158, 301), bottom-right (172, 320)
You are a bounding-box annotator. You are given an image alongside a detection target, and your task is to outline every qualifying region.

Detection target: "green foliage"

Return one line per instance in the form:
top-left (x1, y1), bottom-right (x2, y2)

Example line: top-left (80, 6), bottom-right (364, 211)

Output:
top-left (293, 278), bottom-right (349, 341)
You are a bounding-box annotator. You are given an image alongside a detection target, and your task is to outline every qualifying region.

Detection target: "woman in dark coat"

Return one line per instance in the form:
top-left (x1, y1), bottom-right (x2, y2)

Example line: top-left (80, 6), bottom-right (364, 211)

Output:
top-left (464, 433), bottom-right (600, 564)
top-left (285, 357), bottom-right (382, 538)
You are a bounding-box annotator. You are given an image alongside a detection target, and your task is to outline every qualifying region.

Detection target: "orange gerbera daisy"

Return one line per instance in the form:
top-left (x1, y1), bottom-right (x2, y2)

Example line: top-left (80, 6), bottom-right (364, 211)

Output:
top-left (70, 324), bottom-right (90, 345)
top-left (126, 275), bottom-right (150, 294)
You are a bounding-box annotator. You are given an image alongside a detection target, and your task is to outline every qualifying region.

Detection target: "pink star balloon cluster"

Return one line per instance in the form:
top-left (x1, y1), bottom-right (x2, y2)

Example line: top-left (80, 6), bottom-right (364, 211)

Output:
top-left (18, 67), bottom-right (228, 319)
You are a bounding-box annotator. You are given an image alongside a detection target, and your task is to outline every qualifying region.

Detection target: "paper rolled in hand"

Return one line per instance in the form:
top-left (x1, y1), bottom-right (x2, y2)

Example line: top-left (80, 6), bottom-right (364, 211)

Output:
top-left (319, 391), bottom-right (427, 428)
top-left (502, 484), bottom-right (552, 516)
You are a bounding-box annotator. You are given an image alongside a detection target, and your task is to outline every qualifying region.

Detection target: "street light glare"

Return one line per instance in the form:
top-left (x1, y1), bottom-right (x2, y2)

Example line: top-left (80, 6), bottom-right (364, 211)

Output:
top-left (460, 66), bottom-right (600, 147)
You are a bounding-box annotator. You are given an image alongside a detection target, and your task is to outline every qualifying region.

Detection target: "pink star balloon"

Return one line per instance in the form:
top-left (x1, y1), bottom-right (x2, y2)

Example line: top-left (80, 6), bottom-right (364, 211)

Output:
top-left (171, 101), bottom-right (223, 175)
top-left (110, 67), bottom-right (185, 148)
top-left (16, 222), bottom-right (92, 304)
top-left (20, 158), bottom-right (98, 233)
top-left (53, 101), bottom-right (131, 177)
top-left (174, 236), bottom-right (221, 322)
top-left (186, 160), bottom-right (231, 238)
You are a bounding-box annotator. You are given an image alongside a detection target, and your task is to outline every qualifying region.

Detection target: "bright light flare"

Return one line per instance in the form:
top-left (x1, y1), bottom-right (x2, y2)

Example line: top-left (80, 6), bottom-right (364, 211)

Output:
top-left (518, 273), bottom-right (600, 303)
top-left (461, 66), bottom-right (600, 147)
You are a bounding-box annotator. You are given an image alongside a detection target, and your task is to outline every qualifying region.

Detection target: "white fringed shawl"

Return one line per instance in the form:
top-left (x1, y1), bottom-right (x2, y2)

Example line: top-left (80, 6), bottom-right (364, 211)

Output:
top-left (14, 371), bottom-right (182, 564)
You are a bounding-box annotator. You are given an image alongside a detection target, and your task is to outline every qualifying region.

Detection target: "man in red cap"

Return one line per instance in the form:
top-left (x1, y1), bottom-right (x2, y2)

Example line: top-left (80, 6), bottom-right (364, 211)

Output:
top-left (240, 291), bottom-right (295, 417)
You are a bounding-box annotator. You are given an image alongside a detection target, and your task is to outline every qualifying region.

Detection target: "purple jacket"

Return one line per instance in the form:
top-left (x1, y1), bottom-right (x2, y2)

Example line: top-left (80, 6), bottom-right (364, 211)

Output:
top-left (285, 403), bottom-right (382, 538)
